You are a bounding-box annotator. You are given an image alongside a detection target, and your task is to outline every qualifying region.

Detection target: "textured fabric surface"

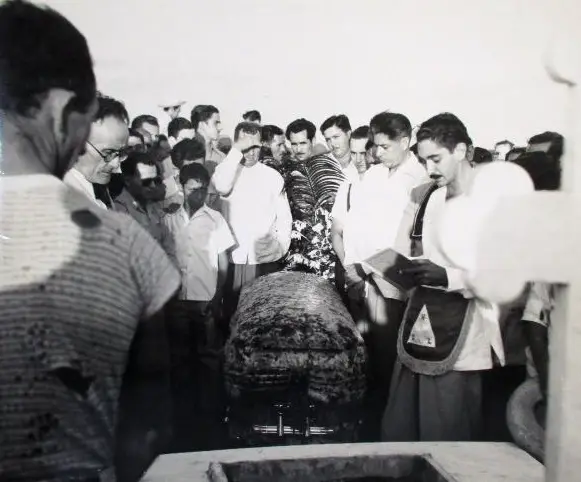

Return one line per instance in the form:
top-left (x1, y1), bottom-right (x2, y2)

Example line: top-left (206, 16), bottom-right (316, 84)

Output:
top-left (0, 175), bottom-right (180, 481)
top-left (224, 272), bottom-right (366, 405)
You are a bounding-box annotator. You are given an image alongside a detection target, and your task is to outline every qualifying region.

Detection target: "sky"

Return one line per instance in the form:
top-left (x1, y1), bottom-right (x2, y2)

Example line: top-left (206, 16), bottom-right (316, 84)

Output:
top-left (40, 0), bottom-right (567, 148)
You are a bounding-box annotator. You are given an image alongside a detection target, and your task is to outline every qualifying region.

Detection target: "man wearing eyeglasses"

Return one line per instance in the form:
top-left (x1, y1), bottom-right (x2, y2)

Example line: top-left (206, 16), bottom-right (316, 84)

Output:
top-left (64, 93), bottom-right (129, 209)
top-left (114, 151), bottom-right (170, 248)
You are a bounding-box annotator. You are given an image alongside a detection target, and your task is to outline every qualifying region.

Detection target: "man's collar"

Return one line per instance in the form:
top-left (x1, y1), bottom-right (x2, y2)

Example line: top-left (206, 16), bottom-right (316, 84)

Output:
top-left (116, 188), bottom-right (146, 211)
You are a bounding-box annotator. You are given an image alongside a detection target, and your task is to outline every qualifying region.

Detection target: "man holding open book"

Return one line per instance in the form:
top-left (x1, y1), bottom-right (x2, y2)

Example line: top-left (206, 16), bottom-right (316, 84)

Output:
top-left (380, 113), bottom-right (504, 442)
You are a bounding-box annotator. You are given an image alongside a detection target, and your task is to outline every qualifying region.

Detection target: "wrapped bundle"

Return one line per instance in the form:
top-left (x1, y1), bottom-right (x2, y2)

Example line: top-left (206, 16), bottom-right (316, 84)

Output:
top-left (224, 272), bottom-right (366, 405)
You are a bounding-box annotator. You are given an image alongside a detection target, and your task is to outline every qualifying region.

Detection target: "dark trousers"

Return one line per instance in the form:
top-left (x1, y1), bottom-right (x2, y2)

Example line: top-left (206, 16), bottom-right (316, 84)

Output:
top-left (348, 282), bottom-right (406, 441)
top-left (482, 365), bottom-right (527, 441)
top-left (381, 362), bottom-right (483, 442)
top-left (222, 260), bottom-right (283, 330)
top-left (166, 300), bottom-right (224, 452)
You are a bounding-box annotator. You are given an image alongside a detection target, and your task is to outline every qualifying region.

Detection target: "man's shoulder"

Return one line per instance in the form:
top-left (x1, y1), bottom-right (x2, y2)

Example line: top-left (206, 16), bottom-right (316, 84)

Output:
top-left (256, 162), bottom-right (284, 184)
top-left (201, 204), bottom-right (227, 222)
top-left (409, 182), bottom-right (438, 204)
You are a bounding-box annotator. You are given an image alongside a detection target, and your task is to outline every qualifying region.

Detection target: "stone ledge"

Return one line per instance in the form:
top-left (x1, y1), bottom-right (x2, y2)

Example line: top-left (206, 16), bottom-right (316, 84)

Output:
top-left (141, 442), bottom-right (543, 481)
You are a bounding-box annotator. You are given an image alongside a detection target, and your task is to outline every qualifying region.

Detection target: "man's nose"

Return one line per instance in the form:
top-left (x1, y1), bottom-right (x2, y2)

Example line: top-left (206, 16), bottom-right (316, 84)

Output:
top-left (110, 156), bottom-right (122, 173)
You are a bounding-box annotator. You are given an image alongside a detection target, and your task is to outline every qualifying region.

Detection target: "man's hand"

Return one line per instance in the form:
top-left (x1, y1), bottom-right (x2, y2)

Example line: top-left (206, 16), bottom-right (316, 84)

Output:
top-left (234, 131), bottom-right (262, 155)
top-left (401, 259), bottom-right (448, 287)
top-left (344, 264), bottom-right (366, 301)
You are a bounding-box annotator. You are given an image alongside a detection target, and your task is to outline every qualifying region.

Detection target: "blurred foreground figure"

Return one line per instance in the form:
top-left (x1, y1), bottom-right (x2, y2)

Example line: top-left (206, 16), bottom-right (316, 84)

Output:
top-left (0, 1), bottom-right (180, 481)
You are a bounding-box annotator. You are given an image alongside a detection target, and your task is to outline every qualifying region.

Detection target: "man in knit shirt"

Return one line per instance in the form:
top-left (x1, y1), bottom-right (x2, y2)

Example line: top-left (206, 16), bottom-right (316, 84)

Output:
top-left (0, 2), bottom-right (181, 481)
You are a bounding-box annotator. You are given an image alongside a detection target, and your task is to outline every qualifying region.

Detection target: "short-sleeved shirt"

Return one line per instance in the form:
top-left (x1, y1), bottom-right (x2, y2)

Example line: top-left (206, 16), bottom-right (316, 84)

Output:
top-left (171, 205), bottom-right (235, 301)
top-left (0, 174), bottom-right (180, 480)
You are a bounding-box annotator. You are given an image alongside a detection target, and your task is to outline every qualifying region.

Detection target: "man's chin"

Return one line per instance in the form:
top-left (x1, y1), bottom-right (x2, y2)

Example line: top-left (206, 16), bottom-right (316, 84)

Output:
top-left (92, 174), bottom-right (112, 185)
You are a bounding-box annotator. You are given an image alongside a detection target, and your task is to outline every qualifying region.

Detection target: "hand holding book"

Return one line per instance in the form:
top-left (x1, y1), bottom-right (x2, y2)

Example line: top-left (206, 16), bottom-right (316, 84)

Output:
top-left (359, 248), bottom-right (448, 292)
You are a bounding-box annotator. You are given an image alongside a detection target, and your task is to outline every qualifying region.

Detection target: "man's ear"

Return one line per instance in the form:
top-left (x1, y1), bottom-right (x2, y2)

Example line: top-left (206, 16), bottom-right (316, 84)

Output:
top-left (454, 142), bottom-right (468, 160)
top-left (44, 89), bottom-right (76, 142)
top-left (400, 136), bottom-right (411, 150)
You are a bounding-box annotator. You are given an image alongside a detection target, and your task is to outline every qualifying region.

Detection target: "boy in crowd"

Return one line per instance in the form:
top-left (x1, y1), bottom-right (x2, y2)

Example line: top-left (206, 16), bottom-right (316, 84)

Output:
top-left (165, 162), bottom-right (235, 450)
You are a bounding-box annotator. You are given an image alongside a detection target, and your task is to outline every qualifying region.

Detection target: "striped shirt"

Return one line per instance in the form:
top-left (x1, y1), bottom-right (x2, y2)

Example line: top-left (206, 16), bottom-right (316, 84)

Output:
top-left (0, 174), bottom-right (180, 481)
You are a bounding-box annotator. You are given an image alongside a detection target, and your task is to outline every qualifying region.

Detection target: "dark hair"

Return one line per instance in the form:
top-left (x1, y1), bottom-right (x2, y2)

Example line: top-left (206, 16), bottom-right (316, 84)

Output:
top-left (495, 139), bottom-right (514, 149)
top-left (416, 113), bottom-right (473, 153)
top-left (179, 162), bottom-right (210, 188)
top-left (95, 93), bottom-right (129, 124)
top-left (167, 117), bottom-right (192, 139)
top-left (216, 136), bottom-right (232, 155)
top-left (190, 104), bottom-right (219, 129)
top-left (128, 128), bottom-right (144, 143)
top-left (131, 114), bottom-right (159, 130)
top-left (321, 114), bottom-right (351, 135)
top-left (0, 0), bottom-right (96, 115)
top-left (234, 121), bottom-right (262, 141)
top-left (261, 124), bottom-right (284, 144)
top-left (472, 147), bottom-right (493, 164)
top-left (351, 125), bottom-right (370, 141)
top-left (528, 131), bottom-right (564, 162)
top-left (370, 112), bottom-right (412, 140)
top-left (243, 110), bottom-right (261, 123)
top-left (285, 118), bottom-right (316, 141)
top-left (171, 138), bottom-right (206, 169)
top-left (506, 146), bottom-right (526, 160)
top-left (121, 151), bottom-right (156, 178)
top-left (512, 151), bottom-right (560, 191)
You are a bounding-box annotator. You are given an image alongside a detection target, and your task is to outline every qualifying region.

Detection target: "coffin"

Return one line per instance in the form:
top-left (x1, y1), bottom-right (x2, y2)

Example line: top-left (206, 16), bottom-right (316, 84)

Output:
top-left (224, 271), bottom-right (366, 404)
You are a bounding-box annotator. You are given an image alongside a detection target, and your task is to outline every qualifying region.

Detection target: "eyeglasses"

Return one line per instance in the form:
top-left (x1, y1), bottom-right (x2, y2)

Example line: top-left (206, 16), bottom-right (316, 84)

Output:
top-left (142, 177), bottom-right (163, 188)
top-left (87, 140), bottom-right (127, 163)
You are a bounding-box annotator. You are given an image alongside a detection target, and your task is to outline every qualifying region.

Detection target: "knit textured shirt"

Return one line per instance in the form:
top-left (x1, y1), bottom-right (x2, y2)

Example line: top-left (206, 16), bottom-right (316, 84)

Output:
top-left (0, 174), bottom-right (180, 481)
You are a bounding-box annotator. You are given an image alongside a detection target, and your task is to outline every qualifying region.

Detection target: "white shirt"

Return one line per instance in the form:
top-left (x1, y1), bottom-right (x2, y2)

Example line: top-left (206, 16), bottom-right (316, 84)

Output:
top-left (330, 153), bottom-right (360, 185)
top-left (63, 168), bottom-right (107, 209)
top-left (172, 205), bottom-right (235, 301)
top-left (211, 148), bottom-right (292, 265)
top-left (421, 186), bottom-right (504, 371)
top-left (332, 153), bottom-right (427, 266)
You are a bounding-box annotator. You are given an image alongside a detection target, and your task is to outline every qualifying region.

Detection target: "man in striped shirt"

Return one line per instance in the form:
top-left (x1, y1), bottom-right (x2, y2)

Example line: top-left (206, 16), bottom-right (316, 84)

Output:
top-left (0, 2), bottom-right (180, 481)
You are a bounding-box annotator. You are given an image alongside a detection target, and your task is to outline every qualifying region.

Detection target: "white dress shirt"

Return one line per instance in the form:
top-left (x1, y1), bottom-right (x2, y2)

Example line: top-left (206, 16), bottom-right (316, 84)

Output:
top-left (421, 186), bottom-right (504, 371)
top-left (63, 168), bottom-right (107, 209)
top-left (332, 152), bottom-right (428, 267)
top-left (330, 153), bottom-right (360, 185)
top-left (170, 205), bottom-right (235, 301)
top-left (210, 148), bottom-right (292, 265)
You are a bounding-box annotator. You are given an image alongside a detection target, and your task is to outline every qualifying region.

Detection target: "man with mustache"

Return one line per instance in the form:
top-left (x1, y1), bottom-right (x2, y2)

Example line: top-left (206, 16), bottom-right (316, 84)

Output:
top-left (382, 113), bottom-right (503, 442)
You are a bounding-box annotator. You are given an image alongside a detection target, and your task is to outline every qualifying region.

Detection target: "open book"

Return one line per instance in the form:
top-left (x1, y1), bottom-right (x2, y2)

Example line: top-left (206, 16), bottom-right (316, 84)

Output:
top-left (359, 248), bottom-right (417, 294)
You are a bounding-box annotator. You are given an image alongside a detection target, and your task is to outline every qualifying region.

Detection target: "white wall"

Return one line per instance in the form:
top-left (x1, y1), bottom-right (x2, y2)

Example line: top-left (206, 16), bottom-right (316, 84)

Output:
top-left (41, 0), bottom-right (566, 147)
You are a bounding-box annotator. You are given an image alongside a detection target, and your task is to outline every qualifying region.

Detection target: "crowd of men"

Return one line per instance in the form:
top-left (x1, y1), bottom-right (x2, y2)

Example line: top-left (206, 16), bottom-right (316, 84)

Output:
top-left (0, 1), bottom-right (564, 481)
